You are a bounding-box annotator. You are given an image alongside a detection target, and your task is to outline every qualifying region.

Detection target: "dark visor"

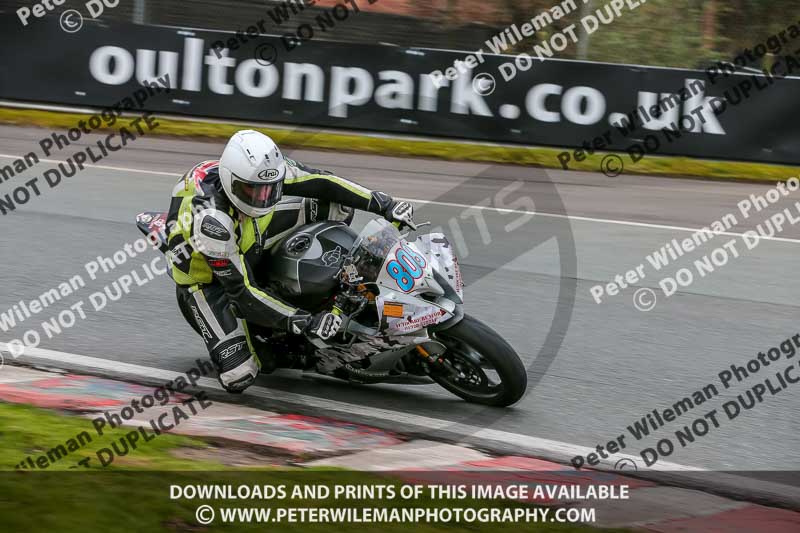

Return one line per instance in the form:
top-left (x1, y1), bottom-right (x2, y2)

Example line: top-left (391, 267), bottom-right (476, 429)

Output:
top-left (231, 179), bottom-right (283, 209)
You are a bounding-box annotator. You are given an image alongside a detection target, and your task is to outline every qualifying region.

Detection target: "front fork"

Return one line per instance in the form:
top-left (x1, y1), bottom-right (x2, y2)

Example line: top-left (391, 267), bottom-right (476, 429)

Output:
top-left (414, 342), bottom-right (463, 380)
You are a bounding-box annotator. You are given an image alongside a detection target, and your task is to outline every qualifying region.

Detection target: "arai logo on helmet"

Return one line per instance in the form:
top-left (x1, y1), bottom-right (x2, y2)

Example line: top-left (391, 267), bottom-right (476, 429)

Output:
top-left (257, 168), bottom-right (281, 180)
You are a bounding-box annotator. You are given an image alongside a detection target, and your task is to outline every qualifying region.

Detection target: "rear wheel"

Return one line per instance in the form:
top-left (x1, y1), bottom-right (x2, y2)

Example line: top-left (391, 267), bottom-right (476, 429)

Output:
top-left (431, 314), bottom-right (527, 407)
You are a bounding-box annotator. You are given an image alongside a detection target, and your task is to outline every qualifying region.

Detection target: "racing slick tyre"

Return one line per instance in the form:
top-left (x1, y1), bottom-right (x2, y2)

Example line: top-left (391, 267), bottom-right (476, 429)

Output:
top-left (432, 314), bottom-right (527, 407)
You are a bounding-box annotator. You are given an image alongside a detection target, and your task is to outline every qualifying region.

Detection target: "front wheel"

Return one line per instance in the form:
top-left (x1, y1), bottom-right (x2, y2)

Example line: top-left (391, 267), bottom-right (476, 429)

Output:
top-left (431, 314), bottom-right (527, 407)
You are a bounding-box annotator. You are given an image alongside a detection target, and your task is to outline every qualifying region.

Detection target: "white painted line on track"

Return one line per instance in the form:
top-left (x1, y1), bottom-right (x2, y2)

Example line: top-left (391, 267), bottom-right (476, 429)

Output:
top-left (0, 342), bottom-right (701, 473)
top-left (3, 153), bottom-right (798, 245)
top-left (0, 153), bottom-right (177, 177)
top-left (395, 197), bottom-right (800, 245)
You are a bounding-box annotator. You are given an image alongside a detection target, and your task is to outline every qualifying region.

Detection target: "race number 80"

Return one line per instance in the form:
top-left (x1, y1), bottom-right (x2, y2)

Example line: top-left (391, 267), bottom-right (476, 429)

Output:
top-left (386, 244), bottom-right (427, 291)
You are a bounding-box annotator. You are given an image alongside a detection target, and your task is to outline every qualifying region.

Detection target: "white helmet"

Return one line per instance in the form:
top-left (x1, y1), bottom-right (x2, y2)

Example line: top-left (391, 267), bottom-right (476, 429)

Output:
top-left (219, 130), bottom-right (286, 217)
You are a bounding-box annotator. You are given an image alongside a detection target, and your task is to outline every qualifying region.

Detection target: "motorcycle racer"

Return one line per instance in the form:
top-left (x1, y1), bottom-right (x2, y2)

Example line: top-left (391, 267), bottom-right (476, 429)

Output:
top-left (166, 130), bottom-right (415, 393)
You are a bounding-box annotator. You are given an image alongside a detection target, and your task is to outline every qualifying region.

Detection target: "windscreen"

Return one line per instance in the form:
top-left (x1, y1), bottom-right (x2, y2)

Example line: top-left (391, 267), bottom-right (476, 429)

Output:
top-left (350, 218), bottom-right (401, 283)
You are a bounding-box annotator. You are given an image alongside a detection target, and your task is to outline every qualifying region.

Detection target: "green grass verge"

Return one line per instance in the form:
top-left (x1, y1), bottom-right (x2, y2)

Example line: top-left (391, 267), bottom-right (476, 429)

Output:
top-left (0, 402), bottom-right (617, 532)
top-left (0, 400), bottom-right (216, 471)
top-left (1, 106), bottom-right (796, 182)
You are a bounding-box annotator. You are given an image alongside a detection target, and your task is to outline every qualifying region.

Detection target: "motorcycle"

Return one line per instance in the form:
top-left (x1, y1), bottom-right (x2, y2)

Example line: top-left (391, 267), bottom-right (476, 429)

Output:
top-left (136, 211), bottom-right (527, 406)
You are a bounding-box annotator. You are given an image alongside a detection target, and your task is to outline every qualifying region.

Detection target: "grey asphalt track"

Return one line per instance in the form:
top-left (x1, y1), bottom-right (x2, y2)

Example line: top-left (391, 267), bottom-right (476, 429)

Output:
top-left (0, 124), bottom-right (798, 473)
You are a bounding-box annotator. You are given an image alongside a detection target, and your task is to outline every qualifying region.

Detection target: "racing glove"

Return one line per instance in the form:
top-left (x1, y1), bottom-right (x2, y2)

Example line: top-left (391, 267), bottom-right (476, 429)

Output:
top-left (384, 200), bottom-right (417, 230)
top-left (368, 192), bottom-right (417, 231)
top-left (288, 311), bottom-right (343, 340)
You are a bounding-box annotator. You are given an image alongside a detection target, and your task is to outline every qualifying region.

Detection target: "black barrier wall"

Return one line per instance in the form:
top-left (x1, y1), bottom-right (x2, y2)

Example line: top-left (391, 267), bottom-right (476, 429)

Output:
top-left (1, 17), bottom-right (799, 165)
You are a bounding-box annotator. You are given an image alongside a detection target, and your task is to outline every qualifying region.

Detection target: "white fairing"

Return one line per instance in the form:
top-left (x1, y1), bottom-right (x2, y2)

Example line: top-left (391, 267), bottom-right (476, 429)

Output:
top-left (373, 233), bottom-right (464, 335)
top-left (414, 233), bottom-right (464, 301)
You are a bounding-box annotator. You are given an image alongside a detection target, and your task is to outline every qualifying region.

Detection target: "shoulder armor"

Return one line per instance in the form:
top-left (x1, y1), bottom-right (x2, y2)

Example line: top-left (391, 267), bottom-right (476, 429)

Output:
top-left (192, 208), bottom-right (237, 258)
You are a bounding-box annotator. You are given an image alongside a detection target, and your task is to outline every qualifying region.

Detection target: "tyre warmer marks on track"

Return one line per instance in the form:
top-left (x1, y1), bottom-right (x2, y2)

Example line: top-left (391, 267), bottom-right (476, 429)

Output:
top-left (0, 365), bottom-right (798, 532)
